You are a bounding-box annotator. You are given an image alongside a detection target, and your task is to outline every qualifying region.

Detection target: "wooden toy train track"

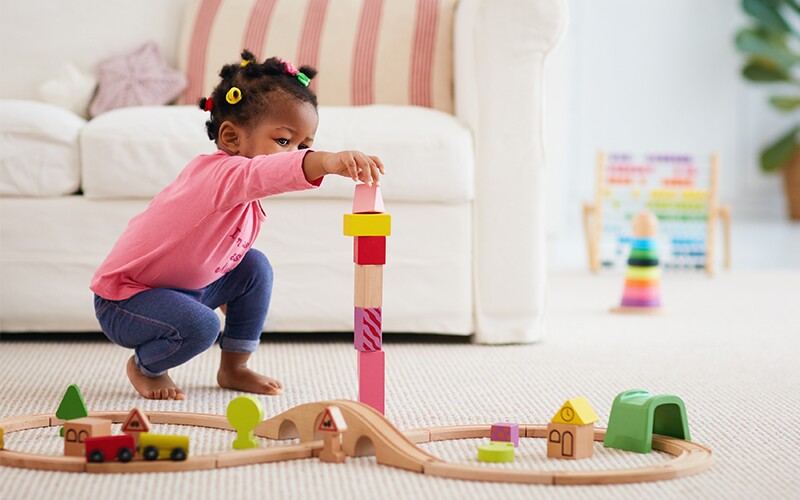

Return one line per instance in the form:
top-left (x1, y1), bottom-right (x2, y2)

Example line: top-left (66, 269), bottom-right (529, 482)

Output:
top-left (0, 400), bottom-right (713, 485)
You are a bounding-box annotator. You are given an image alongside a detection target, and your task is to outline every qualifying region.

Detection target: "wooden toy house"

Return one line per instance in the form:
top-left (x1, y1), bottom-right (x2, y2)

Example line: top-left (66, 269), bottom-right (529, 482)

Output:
top-left (547, 397), bottom-right (599, 460)
top-left (63, 417), bottom-right (112, 457)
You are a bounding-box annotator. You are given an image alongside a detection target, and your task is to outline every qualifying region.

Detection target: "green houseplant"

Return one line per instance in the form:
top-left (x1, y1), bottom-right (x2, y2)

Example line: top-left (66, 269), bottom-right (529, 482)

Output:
top-left (735, 0), bottom-right (800, 219)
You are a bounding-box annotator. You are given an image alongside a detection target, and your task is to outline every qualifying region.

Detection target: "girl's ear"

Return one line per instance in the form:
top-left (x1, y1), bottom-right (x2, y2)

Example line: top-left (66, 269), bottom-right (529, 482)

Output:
top-left (217, 120), bottom-right (240, 155)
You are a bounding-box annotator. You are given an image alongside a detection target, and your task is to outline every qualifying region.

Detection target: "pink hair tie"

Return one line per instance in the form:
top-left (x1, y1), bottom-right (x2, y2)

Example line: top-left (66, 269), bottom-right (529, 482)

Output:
top-left (279, 59), bottom-right (299, 76)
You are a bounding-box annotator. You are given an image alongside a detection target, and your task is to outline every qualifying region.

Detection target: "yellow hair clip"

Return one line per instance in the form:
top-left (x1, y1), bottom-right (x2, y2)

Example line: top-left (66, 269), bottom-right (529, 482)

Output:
top-left (226, 87), bottom-right (242, 104)
top-left (241, 60), bottom-right (251, 67)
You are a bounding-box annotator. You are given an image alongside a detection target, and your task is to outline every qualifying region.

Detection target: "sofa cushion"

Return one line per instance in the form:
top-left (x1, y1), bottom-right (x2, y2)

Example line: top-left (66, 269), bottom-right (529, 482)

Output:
top-left (81, 105), bottom-right (216, 199)
top-left (287, 105), bottom-right (474, 203)
top-left (81, 104), bottom-right (474, 203)
top-left (177, 0), bottom-right (457, 113)
top-left (0, 99), bottom-right (85, 197)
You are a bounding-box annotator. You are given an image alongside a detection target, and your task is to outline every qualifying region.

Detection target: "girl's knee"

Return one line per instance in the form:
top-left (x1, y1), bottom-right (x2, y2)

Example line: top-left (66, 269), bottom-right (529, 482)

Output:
top-left (242, 249), bottom-right (273, 284)
top-left (244, 248), bottom-right (271, 271)
top-left (182, 308), bottom-right (221, 350)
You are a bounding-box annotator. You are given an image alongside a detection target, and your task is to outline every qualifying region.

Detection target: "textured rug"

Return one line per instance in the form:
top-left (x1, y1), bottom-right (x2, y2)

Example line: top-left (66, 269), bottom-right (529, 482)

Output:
top-left (1, 270), bottom-right (798, 499)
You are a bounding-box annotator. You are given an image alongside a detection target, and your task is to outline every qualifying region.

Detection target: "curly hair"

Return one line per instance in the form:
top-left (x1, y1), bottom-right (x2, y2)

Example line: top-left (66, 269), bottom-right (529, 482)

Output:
top-left (198, 51), bottom-right (318, 142)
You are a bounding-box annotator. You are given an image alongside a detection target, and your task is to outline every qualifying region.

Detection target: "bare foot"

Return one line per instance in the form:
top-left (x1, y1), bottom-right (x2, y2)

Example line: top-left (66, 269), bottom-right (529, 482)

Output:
top-left (126, 356), bottom-right (186, 400)
top-left (217, 351), bottom-right (282, 395)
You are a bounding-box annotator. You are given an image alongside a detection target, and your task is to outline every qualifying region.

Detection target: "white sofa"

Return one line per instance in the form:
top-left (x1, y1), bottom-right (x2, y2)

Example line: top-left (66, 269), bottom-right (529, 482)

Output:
top-left (0, 0), bottom-right (566, 343)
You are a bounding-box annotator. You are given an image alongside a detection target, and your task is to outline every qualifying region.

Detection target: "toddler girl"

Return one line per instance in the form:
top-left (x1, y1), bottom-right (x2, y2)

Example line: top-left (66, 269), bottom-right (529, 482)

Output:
top-left (91, 51), bottom-right (384, 400)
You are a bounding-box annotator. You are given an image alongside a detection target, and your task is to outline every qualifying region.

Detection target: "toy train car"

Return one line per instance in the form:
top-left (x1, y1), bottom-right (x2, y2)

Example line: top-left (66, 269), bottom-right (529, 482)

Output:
top-left (85, 434), bottom-right (135, 463)
top-left (140, 432), bottom-right (190, 461)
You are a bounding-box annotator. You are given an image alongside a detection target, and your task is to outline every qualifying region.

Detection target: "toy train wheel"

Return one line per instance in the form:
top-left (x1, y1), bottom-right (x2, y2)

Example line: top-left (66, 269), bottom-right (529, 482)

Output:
top-left (117, 447), bottom-right (133, 463)
top-left (170, 448), bottom-right (187, 461)
top-left (88, 450), bottom-right (104, 463)
top-left (143, 446), bottom-right (159, 461)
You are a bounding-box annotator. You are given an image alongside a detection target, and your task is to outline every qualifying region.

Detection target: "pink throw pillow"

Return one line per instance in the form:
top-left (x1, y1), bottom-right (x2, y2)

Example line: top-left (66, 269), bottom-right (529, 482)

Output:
top-left (89, 41), bottom-right (187, 118)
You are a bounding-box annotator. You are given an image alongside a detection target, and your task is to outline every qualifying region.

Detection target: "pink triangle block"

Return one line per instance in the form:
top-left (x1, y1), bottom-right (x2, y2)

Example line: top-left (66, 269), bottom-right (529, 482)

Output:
top-left (353, 184), bottom-right (385, 214)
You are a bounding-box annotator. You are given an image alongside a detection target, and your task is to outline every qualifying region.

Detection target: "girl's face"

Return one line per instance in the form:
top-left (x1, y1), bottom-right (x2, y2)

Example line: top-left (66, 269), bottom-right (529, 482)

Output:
top-left (235, 99), bottom-right (318, 158)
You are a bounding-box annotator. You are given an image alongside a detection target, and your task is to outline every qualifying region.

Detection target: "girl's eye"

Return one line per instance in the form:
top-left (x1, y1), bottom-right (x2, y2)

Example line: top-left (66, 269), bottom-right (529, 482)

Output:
top-left (299, 144), bottom-right (309, 150)
top-left (276, 138), bottom-right (289, 146)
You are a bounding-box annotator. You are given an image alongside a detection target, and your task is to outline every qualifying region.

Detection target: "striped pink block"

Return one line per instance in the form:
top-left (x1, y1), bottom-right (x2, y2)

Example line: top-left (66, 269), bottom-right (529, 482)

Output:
top-left (355, 307), bottom-right (382, 352)
top-left (358, 350), bottom-right (385, 414)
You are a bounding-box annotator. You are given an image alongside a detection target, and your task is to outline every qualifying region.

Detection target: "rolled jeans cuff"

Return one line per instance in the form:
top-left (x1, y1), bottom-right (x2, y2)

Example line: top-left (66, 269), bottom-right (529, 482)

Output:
top-left (135, 352), bottom-right (167, 377)
top-left (219, 337), bottom-right (259, 353)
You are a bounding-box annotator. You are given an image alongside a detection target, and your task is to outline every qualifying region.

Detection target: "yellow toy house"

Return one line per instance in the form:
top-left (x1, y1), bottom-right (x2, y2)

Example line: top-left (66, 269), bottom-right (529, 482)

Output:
top-left (547, 397), bottom-right (599, 460)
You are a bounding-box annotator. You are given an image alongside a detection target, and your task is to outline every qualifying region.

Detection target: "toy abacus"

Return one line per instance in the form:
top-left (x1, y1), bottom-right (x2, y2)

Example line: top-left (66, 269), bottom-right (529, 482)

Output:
top-left (583, 151), bottom-right (731, 275)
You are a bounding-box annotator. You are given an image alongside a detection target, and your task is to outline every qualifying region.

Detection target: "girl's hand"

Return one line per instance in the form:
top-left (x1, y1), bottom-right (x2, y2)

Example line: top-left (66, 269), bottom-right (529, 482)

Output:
top-left (321, 151), bottom-right (385, 186)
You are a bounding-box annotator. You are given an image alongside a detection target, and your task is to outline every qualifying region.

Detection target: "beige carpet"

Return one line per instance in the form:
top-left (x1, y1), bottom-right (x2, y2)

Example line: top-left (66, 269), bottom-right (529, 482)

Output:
top-left (1, 270), bottom-right (798, 499)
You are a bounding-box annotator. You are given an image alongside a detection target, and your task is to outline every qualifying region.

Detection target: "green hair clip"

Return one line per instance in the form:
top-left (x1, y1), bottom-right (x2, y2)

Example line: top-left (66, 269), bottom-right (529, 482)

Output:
top-left (296, 72), bottom-right (310, 87)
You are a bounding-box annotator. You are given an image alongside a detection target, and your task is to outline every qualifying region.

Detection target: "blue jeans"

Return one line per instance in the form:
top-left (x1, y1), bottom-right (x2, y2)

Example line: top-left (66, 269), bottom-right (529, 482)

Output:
top-left (94, 249), bottom-right (273, 377)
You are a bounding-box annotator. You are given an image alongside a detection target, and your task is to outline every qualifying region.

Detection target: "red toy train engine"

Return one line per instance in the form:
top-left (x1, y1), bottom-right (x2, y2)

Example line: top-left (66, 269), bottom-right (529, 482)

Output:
top-left (84, 434), bottom-right (136, 463)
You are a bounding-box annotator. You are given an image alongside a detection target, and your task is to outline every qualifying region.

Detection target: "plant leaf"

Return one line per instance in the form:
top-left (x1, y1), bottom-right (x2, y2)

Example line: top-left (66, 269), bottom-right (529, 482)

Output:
top-left (743, 0), bottom-right (792, 33)
top-left (743, 58), bottom-right (790, 81)
top-left (760, 125), bottom-right (800, 172)
top-left (735, 28), bottom-right (798, 69)
top-left (769, 96), bottom-right (800, 110)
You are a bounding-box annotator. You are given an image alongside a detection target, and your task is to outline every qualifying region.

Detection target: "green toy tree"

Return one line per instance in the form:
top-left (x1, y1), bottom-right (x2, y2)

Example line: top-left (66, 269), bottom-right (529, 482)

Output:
top-left (55, 384), bottom-right (88, 436)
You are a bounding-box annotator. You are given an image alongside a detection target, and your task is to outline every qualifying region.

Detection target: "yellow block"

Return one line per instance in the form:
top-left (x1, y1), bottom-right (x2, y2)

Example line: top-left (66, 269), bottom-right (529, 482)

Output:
top-left (343, 214), bottom-right (391, 237)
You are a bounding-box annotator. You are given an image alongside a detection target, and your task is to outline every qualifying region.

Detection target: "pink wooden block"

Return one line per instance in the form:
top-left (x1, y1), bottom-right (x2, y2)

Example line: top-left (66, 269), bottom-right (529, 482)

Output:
top-left (354, 307), bottom-right (382, 352)
top-left (358, 350), bottom-right (385, 414)
top-left (352, 184), bottom-right (385, 214)
top-left (490, 423), bottom-right (519, 447)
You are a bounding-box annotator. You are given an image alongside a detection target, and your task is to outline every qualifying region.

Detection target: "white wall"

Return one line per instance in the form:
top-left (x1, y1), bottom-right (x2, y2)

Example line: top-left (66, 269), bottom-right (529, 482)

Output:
top-left (550, 0), bottom-right (794, 236)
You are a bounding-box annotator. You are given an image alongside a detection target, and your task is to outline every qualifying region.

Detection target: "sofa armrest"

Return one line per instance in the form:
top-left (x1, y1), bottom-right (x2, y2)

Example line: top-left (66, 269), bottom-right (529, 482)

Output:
top-left (455, 0), bottom-right (567, 343)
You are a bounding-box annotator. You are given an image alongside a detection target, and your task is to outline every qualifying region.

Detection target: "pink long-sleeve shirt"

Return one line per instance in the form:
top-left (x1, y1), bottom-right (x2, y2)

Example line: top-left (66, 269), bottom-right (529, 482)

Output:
top-left (90, 149), bottom-right (321, 301)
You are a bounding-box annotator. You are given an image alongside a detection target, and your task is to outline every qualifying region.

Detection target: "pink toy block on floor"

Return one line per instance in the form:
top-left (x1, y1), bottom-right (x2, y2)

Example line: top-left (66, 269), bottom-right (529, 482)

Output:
top-left (491, 423), bottom-right (520, 447)
top-left (354, 307), bottom-right (382, 352)
top-left (352, 184), bottom-right (385, 214)
top-left (358, 350), bottom-right (385, 414)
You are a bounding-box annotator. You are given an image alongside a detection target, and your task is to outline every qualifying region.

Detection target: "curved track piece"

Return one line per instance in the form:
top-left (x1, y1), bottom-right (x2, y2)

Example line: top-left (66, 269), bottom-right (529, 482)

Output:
top-left (257, 400), bottom-right (442, 472)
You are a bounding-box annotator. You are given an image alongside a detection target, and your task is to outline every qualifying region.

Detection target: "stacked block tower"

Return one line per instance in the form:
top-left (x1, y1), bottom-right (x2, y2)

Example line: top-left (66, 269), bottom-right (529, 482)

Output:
top-left (611, 210), bottom-right (664, 314)
top-left (343, 184), bottom-right (391, 414)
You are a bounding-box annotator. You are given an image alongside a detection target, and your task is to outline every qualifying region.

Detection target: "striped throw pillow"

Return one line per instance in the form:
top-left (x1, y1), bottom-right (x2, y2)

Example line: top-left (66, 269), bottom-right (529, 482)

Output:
top-left (177, 0), bottom-right (456, 114)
